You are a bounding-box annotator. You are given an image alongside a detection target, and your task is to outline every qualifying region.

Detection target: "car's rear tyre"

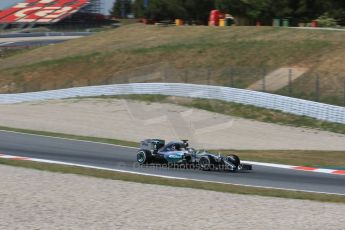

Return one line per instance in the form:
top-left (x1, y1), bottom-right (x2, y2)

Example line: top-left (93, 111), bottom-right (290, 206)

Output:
top-left (199, 156), bottom-right (211, 171)
top-left (137, 151), bottom-right (150, 164)
top-left (226, 154), bottom-right (240, 171)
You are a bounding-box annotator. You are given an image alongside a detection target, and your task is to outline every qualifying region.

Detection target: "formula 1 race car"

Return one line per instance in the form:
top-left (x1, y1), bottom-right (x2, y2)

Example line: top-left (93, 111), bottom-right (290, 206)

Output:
top-left (136, 139), bottom-right (252, 172)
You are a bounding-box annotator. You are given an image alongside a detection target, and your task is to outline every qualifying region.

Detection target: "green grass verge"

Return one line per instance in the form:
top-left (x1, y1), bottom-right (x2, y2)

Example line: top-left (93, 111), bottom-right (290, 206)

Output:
top-left (0, 158), bottom-right (344, 203)
top-left (0, 48), bottom-right (34, 59)
top-left (0, 126), bottom-right (138, 148)
top-left (94, 94), bottom-right (345, 135)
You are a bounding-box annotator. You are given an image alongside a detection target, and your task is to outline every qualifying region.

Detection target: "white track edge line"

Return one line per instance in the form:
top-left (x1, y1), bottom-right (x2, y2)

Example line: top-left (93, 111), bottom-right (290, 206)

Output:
top-left (242, 160), bottom-right (344, 175)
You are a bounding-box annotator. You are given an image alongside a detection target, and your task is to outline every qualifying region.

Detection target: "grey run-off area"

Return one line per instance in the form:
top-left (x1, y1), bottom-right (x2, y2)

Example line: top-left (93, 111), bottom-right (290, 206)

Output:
top-left (1, 164), bottom-right (344, 230)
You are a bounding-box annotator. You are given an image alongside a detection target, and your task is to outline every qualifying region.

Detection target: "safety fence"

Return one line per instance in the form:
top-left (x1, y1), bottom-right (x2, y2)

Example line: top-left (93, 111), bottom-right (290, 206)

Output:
top-left (2, 64), bottom-right (345, 106)
top-left (0, 83), bottom-right (344, 124)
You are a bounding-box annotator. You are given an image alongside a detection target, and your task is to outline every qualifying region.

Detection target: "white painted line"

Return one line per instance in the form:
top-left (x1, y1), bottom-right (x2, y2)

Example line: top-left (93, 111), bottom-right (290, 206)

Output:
top-left (242, 160), bottom-right (345, 176)
top-left (1, 153), bottom-right (344, 196)
top-left (315, 168), bottom-right (336, 174)
top-left (288, 27), bottom-right (345, 32)
top-left (0, 155), bottom-right (17, 159)
top-left (242, 160), bottom-right (293, 169)
top-left (0, 42), bottom-right (14, 47)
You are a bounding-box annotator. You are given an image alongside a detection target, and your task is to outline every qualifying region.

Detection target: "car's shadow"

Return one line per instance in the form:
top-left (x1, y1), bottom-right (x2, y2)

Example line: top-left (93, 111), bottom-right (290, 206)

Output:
top-left (136, 163), bottom-right (252, 174)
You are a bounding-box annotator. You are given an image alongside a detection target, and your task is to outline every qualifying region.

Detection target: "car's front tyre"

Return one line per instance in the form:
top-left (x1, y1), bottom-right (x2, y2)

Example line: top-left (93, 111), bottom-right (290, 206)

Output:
top-left (199, 156), bottom-right (211, 171)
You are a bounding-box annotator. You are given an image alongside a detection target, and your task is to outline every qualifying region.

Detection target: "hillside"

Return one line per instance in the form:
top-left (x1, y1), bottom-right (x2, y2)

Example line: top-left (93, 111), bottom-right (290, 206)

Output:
top-left (0, 24), bottom-right (345, 105)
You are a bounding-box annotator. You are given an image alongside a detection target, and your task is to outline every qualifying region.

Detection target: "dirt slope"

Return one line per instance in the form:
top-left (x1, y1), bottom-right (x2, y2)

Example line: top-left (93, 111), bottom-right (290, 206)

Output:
top-left (0, 98), bottom-right (344, 150)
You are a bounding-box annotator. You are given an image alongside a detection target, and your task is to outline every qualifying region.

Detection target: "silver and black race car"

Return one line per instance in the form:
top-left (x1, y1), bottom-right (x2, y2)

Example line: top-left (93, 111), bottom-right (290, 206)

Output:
top-left (136, 139), bottom-right (252, 172)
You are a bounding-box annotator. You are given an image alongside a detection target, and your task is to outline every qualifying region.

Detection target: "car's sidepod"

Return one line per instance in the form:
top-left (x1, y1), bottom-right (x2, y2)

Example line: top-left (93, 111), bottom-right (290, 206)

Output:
top-left (163, 151), bottom-right (186, 163)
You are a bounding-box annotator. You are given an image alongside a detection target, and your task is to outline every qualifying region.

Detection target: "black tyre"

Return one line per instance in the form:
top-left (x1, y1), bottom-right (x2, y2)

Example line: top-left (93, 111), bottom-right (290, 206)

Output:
top-left (199, 156), bottom-right (211, 171)
top-left (137, 151), bottom-right (151, 164)
top-left (226, 154), bottom-right (240, 170)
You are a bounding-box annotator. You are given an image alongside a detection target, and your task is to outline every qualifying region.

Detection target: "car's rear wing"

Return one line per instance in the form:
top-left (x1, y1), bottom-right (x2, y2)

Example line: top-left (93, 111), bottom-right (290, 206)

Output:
top-left (140, 139), bottom-right (165, 151)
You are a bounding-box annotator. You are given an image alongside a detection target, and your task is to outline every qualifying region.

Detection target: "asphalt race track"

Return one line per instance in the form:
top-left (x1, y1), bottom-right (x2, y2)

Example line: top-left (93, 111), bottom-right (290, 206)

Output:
top-left (0, 32), bottom-right (92, 38)
top-left (0, 40), bottom-right (66, 47)
top-left (0, 131), bottom-right (344, 195)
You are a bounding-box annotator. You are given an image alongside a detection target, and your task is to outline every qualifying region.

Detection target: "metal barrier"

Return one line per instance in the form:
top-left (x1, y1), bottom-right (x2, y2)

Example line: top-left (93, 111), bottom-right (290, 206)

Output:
top-left (1, 83), bottom-right (344, 124)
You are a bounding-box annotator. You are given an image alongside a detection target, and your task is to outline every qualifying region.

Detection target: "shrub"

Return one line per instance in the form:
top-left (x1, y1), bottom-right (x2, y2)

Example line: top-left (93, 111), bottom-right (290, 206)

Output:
top-left (316, 13), bottom-right (338, 27)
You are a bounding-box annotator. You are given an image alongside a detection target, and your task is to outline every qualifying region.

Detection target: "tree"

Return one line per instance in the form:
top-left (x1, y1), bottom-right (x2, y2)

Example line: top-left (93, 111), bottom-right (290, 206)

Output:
top-left (327, 0), bottom-right (345, 24)
top-left (293, 0), bottom-right (330, 21)
top-left (131, 0), bottom-right (345, 25)
top-left (184, 0), bottom-right (214, 24)
top-left (268, 0), bottom-right (293, 18)
top-left (215, 0), bottom-right (271, 19)
top-left (143, 0), bottom-right (187, 21)
top-left (111, 0), bottom-right (132, 18)
top-left (133, 0), bottom-right (212, 23)
top-left (133, 0), bottom-right (146, 18)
